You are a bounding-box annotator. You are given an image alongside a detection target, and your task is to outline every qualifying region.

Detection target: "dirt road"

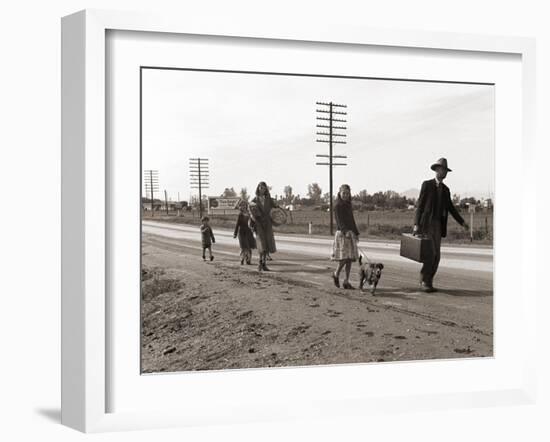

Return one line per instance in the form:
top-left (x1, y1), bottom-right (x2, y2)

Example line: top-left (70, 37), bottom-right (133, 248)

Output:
top-left (141, 221), bottom-right (492, 373)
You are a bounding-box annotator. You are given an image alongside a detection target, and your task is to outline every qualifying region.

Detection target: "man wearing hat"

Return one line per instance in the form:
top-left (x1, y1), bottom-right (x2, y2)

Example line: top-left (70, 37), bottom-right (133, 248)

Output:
top-left (414, 158), bottom-right (469, 292)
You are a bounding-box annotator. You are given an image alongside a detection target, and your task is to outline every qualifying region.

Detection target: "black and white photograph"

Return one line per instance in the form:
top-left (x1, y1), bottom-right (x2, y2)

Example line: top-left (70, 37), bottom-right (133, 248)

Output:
top-left (5, 0), bottom-right (549, 439)
top-left (140, 67), bottom-right (494, 373)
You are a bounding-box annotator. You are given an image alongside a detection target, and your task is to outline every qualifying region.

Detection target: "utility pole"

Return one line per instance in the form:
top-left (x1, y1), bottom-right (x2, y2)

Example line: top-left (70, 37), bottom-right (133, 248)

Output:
top-left (164, 190), bottom-right (169, 216)
top-left (189, 158), bottom-right (209, 218)
top-left (143, 169), bottom-right (159, 217)
top-left (468, 203), bottom-right (476, 242)
top-left (315, 101), bottom-right (348, 235)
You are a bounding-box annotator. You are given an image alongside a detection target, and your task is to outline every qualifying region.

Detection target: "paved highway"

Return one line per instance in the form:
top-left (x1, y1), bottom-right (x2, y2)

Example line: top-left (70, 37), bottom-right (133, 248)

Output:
top-left (142, 220), bottom-right (493, 337)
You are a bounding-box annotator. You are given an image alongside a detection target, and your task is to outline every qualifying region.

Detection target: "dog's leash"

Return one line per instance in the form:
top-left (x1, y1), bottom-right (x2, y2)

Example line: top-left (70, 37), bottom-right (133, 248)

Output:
top-left (358, 246), bottom-right (372, 265)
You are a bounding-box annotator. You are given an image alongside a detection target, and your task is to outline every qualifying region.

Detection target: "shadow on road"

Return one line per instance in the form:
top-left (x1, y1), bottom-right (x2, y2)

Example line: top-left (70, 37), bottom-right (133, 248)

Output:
top-left (435, 288), bottom-right (493, 297)
top-left (371, 287), bottom-right (493, 298)
top-left (272, 266), bottom-right (331, 274)
top-left (272, 257), bottom-right (333, 263)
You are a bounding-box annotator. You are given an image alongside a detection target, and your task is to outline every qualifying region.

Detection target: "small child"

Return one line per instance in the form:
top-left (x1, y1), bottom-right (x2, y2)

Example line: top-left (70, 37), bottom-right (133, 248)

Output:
top-left (233, 200), bottom-right (256, 265)
top-left (200, 216), bottom-right (215, 261)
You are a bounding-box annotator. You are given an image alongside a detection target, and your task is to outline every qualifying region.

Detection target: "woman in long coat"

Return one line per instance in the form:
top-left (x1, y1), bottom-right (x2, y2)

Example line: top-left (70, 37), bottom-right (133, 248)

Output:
top-left (233, 200), bottom-right (256, 265)
top-left (249, 181), bottom-right (277, 271)
top-left (332, 184), bottom-right (360, 289)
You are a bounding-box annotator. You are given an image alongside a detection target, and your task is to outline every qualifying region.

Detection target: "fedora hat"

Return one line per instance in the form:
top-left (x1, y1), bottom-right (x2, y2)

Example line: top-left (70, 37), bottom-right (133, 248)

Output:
top-left (430, 158), bottom-right (452, 172)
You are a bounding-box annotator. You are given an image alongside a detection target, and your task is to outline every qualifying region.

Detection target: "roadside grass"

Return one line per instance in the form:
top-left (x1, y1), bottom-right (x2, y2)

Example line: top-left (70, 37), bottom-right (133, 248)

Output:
top-left (143, 209), bottom-right (493, 245)
top-left (141, 266), bottom-right (183, 302)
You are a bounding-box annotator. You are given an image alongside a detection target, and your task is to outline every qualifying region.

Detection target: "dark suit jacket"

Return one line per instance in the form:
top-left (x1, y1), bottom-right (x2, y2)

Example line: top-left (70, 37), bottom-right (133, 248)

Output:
top-left (415, 179), bottom-right (464, 238)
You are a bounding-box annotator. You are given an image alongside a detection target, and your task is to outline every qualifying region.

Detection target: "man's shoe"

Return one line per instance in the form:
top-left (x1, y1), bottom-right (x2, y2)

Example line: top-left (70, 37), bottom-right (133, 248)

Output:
top-left (421, 282), bottom-right (435, 293)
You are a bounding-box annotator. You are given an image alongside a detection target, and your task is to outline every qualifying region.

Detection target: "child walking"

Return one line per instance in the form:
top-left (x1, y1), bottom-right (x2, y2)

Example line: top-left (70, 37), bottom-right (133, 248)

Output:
top-left (331, 184), bottom-right (360, 289)
top-left (200, 216), bottom-right (215, 261)
top-left (233, 200), bottom-right (256, 265)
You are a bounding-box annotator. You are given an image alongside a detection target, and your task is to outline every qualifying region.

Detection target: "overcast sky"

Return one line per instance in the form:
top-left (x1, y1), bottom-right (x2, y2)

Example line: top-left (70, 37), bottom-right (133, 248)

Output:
top-left (142, 68), bottom-right (494, 202)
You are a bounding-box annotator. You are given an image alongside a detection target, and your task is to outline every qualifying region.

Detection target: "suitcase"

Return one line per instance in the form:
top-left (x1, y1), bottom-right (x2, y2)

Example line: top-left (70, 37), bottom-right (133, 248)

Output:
top-left (400, 233), bottom-right (433, 263)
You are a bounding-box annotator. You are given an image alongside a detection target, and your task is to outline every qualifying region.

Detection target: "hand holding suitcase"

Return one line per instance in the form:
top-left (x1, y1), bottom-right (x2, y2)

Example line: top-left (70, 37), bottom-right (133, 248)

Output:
top-left (400, 231), bottom-right (433, 263)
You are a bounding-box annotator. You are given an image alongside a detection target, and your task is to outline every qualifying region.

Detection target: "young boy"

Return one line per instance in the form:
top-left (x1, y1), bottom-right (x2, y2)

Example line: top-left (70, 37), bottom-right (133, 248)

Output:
top-left (200, 216), bottom-right (215, 261)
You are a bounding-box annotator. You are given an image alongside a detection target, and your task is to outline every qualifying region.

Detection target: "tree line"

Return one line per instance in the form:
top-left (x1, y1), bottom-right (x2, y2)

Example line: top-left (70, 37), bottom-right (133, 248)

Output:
top-left (143, 184), bottom-right (490, 212)
top-left (216, 184), bottom-right (415, 210)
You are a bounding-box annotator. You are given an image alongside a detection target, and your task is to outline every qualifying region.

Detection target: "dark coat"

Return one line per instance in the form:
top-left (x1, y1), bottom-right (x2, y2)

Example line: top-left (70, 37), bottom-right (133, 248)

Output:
top-left (415, 179), bottom-right (464, 238)
top-left (200, 225), bottom-right (215, 248)
top-left (334, 199), bottom-right (359, 236)
top-left (234, 212), bottom-right (256, 250)
top-left (249, 196), bottom-right (277, 254)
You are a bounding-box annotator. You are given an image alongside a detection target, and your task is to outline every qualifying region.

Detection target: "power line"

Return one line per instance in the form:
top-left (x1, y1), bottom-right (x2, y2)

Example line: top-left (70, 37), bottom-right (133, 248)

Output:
top-left (189, 158), bottom-right (210, 218)
top-left (143, 169), bottom-right (159, 216)
top-left (315, 101), bottom-right (348, 236)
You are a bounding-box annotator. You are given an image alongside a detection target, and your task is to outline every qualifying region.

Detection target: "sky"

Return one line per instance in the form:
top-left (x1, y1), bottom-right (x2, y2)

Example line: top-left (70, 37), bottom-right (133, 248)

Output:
top-left (142, 68), bottom-right (494, 202)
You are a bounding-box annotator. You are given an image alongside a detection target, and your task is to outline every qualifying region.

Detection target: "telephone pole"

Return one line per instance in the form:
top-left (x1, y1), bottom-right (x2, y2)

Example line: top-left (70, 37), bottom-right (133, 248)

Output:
top-left (189, 158), bottom-right (209, 218)
top-left (315, 101), bottom-right (348, 235)
top-left (143, 169), bottom-right (159, 216)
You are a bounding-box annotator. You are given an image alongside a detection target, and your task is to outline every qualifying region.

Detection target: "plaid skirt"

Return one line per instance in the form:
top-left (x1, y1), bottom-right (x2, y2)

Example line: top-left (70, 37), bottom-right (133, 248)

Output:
top-left (331, 230), bottom-right (359, 261)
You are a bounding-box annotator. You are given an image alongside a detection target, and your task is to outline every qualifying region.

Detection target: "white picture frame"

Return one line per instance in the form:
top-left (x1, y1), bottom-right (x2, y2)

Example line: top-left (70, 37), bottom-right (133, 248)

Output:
top-left (61, 9), bottom-right (537, 433)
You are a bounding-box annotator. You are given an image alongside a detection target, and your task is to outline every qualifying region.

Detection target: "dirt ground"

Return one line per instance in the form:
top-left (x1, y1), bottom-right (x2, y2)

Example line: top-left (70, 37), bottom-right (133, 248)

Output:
top-left (141, 238), bottom-right (492, 373)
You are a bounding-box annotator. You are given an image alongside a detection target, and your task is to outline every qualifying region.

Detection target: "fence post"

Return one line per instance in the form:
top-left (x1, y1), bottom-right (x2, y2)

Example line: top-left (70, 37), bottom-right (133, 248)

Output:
top-left (470, 211), bottom-right (474, 242)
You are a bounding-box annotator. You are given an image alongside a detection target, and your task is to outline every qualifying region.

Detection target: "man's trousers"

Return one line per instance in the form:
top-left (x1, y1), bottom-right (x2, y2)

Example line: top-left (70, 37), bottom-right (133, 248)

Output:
top-left (420, 220), bottom-right (442, 286)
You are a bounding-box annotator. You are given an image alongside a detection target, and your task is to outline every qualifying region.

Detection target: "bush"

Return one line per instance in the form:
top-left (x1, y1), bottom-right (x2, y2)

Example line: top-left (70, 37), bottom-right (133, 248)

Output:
top-left (356, 223), bottom-right (411, 238)
top-left (446, 228), bottom-right (491, 241)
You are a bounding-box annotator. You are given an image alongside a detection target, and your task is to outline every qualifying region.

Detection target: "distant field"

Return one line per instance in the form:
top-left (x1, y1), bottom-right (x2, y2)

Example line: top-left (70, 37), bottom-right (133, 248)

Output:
top-left (144, 208), bottom-right (493, 245)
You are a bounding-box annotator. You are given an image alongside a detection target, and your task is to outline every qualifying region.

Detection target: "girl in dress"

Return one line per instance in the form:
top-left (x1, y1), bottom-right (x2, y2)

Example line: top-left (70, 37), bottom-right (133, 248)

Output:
top-left (331, 184), bottom-right (360, 289)
top-left (233, 200), bottom-right (256, 265)
top-left (249, 181), bottom-right (278, 271)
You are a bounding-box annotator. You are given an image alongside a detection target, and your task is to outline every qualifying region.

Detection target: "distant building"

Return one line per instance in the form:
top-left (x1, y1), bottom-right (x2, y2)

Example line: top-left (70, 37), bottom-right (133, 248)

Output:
top-left (142, 201), bottom-right (183, 212)
top-left (160, 202), bottom-right (181, 211)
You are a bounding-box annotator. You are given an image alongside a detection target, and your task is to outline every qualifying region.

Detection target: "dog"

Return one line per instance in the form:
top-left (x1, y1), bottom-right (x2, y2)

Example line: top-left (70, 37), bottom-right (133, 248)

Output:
top-left (358, 254), bottom-right (384, 295)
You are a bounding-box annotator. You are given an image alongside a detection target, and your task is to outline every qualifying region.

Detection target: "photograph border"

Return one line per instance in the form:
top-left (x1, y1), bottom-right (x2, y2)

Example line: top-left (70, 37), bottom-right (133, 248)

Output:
top-left (61, 9), bottom-right (537, 432)
top-left (138, 64), bottom-right (496, 374)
